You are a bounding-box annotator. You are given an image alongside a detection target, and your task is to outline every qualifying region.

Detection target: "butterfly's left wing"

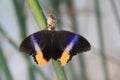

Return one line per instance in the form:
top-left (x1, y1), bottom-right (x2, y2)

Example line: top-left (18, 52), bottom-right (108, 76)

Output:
top-left (19, 30), bottom-right (52, 66)
top-left (56, 30), bottom-right (91, 66)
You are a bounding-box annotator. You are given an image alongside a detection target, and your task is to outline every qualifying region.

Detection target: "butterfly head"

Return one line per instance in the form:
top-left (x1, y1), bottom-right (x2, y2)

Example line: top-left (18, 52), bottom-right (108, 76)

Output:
top-left (47, 14), bottom-right (57, 31)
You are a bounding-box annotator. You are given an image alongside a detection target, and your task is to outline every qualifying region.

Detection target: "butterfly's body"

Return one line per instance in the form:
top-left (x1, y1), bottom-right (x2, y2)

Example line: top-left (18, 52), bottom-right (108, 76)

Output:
top-left (20, 14), bottom-right (91, 66)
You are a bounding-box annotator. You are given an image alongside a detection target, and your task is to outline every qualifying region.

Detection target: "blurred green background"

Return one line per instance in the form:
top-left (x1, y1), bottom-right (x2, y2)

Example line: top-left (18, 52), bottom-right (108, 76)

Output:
top-left (0, 0), bottom-right (120, 80)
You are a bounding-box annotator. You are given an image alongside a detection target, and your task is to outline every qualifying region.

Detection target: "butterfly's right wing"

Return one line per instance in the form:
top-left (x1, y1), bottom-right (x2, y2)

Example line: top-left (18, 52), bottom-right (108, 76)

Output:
top-left (56, 30), bottom-right (91, 65)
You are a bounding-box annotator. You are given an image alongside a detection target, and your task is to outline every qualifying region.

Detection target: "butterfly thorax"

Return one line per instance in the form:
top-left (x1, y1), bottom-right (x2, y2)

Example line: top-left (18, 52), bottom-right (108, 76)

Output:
top-left (47, 14), bottom-right (57, 31)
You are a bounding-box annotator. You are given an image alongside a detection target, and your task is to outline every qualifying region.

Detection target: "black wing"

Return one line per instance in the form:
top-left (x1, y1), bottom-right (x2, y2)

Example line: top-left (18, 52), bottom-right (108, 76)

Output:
top-left (56, 30), bottom-right (91, 61)
top-left (19, 30), bottom-right (52, 63)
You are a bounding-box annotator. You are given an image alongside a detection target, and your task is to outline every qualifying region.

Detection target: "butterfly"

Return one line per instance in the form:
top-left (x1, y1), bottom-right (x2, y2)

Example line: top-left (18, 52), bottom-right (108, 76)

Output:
top-left (19, 14), bottom-right (91, 66)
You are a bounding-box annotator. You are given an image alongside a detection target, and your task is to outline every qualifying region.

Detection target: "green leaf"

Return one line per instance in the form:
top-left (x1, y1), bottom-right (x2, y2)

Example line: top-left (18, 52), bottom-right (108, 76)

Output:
top-left (0, 42), bottom-right (13, 80)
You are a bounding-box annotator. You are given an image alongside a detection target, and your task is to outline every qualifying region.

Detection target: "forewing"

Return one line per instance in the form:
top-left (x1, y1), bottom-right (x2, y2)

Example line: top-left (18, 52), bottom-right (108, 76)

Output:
top-left (19, 30), bottom-right (51, 66)
top-left (56, 30), bottom-right (91, 61)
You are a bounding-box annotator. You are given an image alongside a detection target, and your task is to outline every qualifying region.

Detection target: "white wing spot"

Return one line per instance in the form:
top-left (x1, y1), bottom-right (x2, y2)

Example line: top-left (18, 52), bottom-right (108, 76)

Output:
top-left (65, 35), bottom-right (78, 53)
top-left (31, 35), bottom-right (41, 53)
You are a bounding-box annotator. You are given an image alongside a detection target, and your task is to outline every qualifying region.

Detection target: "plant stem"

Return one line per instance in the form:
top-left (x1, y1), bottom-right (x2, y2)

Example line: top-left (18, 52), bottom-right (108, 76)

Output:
top-left (28, 66), bottom-right (35, 80)
top-left (13, 0), bottom-right (26, 39)
top-left (78, 56), bottom-right (87, 80)
top-left (94, 0), bottom-right (110, 80)
top-left (26, 0), bottom-right (46, 30)
top-left (26, 0), bottom-right (67, 80)
top-left (110, 0), bottom-right (120, 32)
top-left (52, 60), bottom-right (67, 80)
top-left (13, 0), bottom-right (36, 79)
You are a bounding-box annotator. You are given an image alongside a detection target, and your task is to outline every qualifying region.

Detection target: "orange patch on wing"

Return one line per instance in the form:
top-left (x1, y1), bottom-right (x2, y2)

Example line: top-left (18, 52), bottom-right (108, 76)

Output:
top-left (59, 51), bottom-right (70, 66)
top-left (35, 51), bottom-right (48, 66)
